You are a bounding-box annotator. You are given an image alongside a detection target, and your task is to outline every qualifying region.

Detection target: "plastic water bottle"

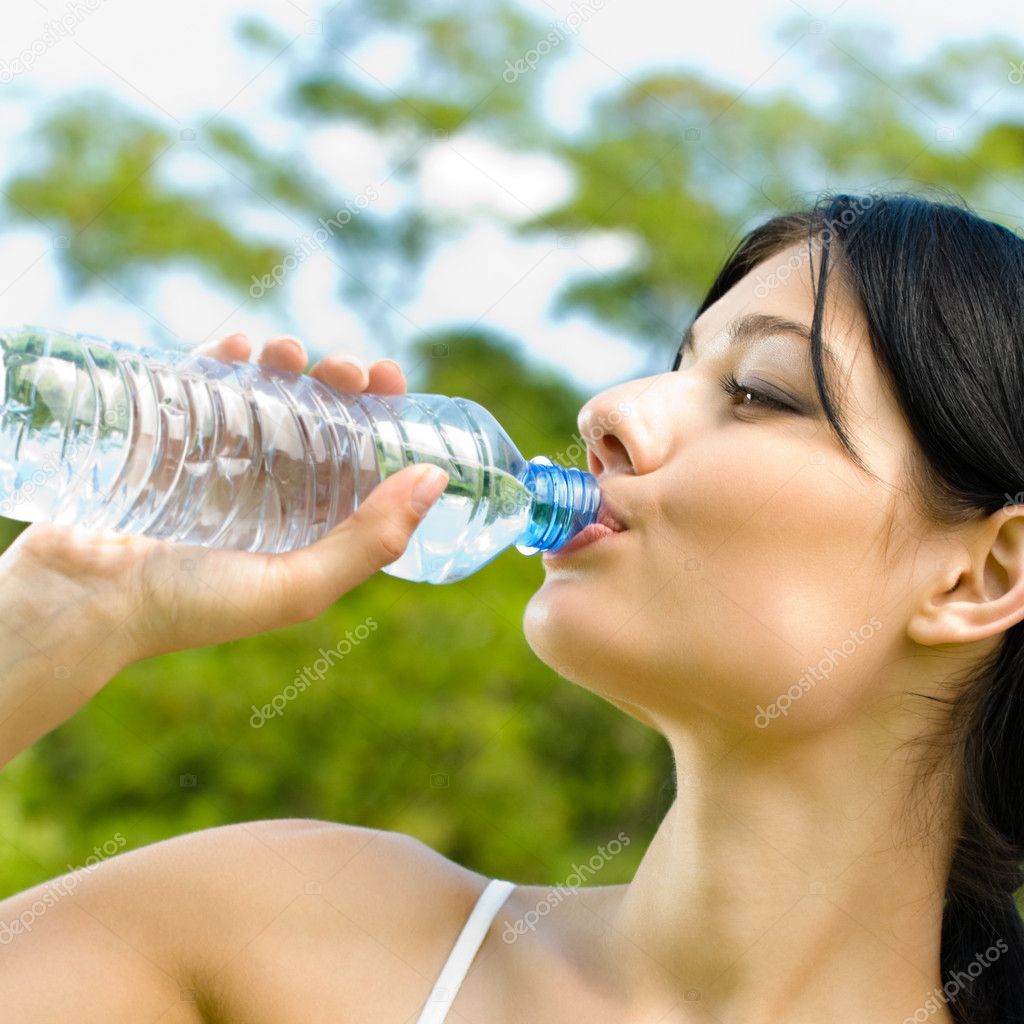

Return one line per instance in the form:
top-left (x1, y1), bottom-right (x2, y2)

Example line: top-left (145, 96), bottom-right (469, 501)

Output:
top-left (0, 325), bottom-right (602, 584)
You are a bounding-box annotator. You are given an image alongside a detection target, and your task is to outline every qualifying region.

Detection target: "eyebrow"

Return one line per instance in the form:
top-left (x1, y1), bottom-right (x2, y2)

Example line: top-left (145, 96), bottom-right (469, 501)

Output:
top-left (676, 312), bottom-right (843, 380)
top-left (676, 312), bottom-right (874, 474)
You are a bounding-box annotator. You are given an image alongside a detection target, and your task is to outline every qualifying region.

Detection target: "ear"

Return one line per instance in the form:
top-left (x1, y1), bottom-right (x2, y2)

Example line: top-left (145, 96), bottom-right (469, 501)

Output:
top-left (908, 506), bottom-right (1024, 647)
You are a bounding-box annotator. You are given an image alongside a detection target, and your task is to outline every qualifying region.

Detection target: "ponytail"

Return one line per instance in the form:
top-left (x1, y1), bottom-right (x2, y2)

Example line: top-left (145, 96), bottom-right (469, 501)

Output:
top-left (696, 191), bottom-right (1024, 1023)
top-left (940, 888), bottom-right (1023, 1023)
top-left (940, 628), bottom-right (1024, 1024)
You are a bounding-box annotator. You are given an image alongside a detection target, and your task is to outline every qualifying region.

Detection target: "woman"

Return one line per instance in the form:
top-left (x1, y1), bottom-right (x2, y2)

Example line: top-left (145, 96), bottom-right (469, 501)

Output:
top-left (1, 191), bottom-right (1022, 1023)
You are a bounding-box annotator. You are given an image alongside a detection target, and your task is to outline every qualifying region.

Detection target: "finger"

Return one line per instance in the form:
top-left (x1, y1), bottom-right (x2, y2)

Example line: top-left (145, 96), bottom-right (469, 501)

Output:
top-left (193, 331), bottom-right (252, 364)
top-left (309, 353), bottom-right (369, 393)
top-left (366, 359), bottom-right (407, 395)
top-left (256, 335), bottom-right (307, 373)
top-left (276, 464), bottom-right (448, 615)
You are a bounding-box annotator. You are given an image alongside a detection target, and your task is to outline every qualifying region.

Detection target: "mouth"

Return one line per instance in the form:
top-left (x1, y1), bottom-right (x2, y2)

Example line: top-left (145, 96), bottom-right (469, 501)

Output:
top-left (595, 496), bottom-right (629, 534)
top-left (542, 492), bottom-right (630, 562)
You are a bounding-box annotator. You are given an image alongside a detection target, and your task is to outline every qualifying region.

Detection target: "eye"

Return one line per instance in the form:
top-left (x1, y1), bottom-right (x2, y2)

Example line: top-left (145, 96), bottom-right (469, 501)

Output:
top-left (717, 372), bottom-right (795, 413)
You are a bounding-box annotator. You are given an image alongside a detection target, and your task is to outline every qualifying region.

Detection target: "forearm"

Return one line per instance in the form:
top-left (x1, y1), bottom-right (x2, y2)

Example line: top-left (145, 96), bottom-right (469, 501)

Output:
top-left (0, 561), bottom-right (125, 768)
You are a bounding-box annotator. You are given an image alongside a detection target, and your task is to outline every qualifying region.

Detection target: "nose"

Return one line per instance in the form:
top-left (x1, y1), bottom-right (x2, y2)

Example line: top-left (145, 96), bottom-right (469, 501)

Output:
top-left (577, 378), bottom-right (668, 477)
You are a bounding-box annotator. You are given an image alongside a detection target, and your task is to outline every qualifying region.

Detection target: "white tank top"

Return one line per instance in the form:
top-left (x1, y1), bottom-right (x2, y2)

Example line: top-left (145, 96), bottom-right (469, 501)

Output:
top-left (414, 878), bottom-right (516, 1024)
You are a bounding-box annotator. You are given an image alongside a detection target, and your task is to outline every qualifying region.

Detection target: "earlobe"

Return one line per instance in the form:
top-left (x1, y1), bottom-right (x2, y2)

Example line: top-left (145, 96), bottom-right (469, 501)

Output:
top-left (907, 508), bottom-right (1024, 648)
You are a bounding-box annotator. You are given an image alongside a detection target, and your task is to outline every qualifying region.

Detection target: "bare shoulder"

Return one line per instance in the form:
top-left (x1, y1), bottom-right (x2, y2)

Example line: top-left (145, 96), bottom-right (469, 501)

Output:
top-left (0, 817), bottom-right (490, 1024)
top-left (158, 817), bottom-right (493, 1022)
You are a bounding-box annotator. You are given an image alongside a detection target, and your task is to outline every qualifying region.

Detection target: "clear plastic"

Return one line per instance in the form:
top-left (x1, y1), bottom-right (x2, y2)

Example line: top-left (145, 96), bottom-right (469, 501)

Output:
top-left (0, 325), bottom-right (601, 584)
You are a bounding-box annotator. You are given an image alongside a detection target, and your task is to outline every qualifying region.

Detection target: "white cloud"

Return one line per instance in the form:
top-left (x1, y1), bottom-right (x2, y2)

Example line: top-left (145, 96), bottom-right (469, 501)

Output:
top-left (306, 123), bottom-right (402, 206)
top-left (1, 0), bottom-right (1021, 395)
top-left (419, 133), bottom-right (573, 222)
top-left (571, 229), bottom-right (644, 271)
top-left (402, 220), bottom-right (647, 390)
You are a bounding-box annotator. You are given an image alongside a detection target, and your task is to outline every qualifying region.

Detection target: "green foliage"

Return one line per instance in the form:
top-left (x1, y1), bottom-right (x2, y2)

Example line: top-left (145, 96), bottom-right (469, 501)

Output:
top-left (281, 0), bottom-right (555, 142)
top-left (525, 23), bottom-right (1024, 355)
top-left (0, 331), bottom-right (672, 896)
top-left (2, 98), bottom-right (287, 299)
top-left (2, 1), bottom-right (1024, 898)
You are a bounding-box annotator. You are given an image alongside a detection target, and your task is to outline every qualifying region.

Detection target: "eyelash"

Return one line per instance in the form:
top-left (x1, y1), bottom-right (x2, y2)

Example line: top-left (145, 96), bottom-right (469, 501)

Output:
top-left (717, 372), bottom-right (793, 413)
top-left (673, 345), bottom-right (797, 414)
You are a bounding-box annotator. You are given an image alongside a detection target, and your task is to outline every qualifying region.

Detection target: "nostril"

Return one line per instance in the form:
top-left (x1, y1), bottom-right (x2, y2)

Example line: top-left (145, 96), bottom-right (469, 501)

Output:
top-left (595, 432), bottom-right (631, 474)
top-left (605, 434), bottom-right (629, 460)
top-left (587, 449), bottom-right (605, 476)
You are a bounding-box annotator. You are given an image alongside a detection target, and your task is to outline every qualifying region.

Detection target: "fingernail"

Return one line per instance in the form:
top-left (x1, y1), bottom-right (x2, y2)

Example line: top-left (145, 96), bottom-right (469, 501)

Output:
top-left (195, 331), bottom-right (242, 354)
top-left (335, 353), bottom-right (367, 375)
top-left (377, 359), bottom-right (403, 374)
top-left (275, 336), bottom-right (304, 354)
top-left (410, 466), bottom-right (448, 514)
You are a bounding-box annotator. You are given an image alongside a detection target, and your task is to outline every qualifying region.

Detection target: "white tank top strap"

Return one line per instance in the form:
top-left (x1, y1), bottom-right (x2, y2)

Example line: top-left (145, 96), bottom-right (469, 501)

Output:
top-left (414, 877), bottom-right (516, 1024)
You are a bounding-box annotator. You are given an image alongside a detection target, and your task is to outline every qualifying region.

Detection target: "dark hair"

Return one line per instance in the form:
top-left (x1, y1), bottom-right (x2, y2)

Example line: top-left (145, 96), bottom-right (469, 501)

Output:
top-left (678, 191), bottom-right (1024, 1023)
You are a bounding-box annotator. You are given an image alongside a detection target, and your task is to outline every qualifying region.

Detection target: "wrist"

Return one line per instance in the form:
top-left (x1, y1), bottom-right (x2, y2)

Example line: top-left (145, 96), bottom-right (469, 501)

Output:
top-left (0, 525), bottom-right (137, 672)
top-left (0, 559), bottom-right (128, 767)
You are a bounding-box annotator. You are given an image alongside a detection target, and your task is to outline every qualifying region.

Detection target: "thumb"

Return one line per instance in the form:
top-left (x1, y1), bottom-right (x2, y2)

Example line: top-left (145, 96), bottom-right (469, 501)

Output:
top-left (285, 463), bottom-right (449, 609)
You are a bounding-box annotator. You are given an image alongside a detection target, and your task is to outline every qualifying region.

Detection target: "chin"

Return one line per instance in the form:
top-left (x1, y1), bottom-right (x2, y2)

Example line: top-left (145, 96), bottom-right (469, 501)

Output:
top-left (523, 585), bottom-right (590, 679)
top-left (522, 585), bottom-right (635, 691)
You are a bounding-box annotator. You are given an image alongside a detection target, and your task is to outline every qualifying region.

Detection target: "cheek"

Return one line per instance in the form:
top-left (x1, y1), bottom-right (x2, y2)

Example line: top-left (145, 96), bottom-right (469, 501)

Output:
top-left (643, 442), bottom-right (903, 715)
top-left (523, 432), bottom-right (911, 733)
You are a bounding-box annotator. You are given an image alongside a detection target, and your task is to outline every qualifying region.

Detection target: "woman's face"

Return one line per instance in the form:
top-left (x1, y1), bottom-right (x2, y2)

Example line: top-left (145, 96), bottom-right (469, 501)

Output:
top-left (523, 241), bottom-right (941, 738)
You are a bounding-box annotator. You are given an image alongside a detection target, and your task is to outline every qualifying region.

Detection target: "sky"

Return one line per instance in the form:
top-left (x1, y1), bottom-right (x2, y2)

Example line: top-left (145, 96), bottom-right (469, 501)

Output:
top-left (0, 0), bottom-right (1021, 391)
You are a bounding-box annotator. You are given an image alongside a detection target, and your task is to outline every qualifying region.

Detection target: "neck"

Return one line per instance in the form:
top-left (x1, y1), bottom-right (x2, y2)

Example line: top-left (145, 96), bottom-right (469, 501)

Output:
top-left (598, 712), bottom-right (955, 1024)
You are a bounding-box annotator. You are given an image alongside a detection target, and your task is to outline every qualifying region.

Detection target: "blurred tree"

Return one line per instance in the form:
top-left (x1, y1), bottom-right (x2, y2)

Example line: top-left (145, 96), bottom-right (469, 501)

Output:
top-left (0, 331), bottom-right (672, 893)
top-left (522, 20), bottom-right (1024, 359)
top-left (2, 3), bottom-right (1024, 899)
top-left (275, 0), bottom-right (553, 142)
top-left (3, 98), bottom-right (288, 301)
top-left (1, 0), bottom-right (561, 351)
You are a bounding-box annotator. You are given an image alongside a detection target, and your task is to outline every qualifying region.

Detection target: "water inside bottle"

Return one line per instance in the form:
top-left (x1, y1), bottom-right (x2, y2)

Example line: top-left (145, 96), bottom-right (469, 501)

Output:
top-left (1, 327), bottom-right (559, 584)
top-left (383, 466), bottom-right (533, 583)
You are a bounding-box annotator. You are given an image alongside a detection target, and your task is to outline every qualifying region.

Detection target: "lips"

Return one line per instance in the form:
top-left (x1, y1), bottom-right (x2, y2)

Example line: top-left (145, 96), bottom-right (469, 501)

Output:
top-left (595, 496), bottom-right (629, 533)
top-left (542, 493), bottom-right (630, 561)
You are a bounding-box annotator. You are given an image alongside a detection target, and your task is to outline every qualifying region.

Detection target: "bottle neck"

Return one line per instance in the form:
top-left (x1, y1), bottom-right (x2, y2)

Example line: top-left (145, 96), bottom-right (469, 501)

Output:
top-left (516, 457), bottom-right (602, 554)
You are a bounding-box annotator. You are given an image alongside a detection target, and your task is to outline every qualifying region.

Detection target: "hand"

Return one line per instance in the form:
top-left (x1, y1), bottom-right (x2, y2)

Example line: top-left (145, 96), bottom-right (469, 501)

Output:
top-left (1, 333), bottom-right (448, 676)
